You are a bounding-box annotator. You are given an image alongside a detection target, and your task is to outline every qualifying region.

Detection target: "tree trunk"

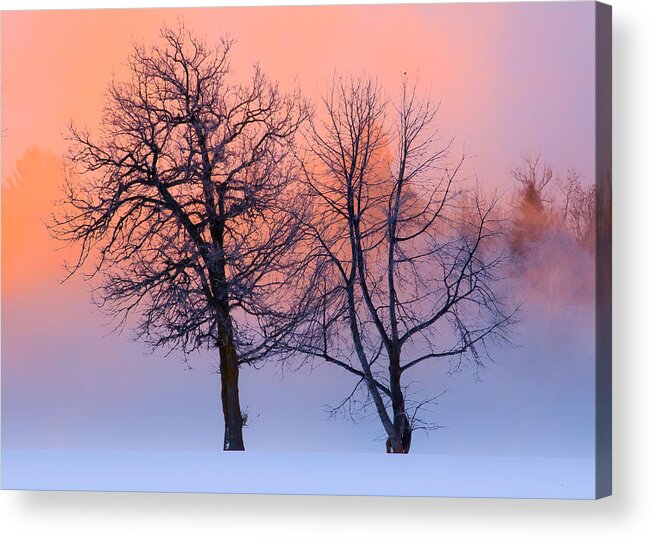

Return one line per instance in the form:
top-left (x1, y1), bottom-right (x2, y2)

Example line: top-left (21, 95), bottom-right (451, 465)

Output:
top-left (385, 426), bottom-right (411, 454)
top-left (343, 282), bottom-right (401, 452)
top-left (386, 356), bottom-right (412, 454)
top-left (211, 187), bottom-right (245, 451)
top-left (218, 329), bottom-right (245, 451)
top-left (215, 290), bottom-right (245, 451)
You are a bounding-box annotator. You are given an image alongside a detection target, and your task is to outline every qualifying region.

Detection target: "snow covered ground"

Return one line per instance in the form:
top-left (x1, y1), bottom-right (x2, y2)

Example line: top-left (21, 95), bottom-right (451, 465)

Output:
top-left (2, 450), bottom-right (596, 499)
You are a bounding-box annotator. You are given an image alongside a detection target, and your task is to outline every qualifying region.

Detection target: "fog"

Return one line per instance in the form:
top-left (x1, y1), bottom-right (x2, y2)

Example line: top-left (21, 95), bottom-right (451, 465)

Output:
top-left (2, 147), bottom-right (596, 459)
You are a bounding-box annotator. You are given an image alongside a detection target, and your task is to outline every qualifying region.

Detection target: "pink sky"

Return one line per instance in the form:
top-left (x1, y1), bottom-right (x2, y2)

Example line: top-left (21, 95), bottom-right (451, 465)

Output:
top-left (2, 3), bottom-right (595, 184)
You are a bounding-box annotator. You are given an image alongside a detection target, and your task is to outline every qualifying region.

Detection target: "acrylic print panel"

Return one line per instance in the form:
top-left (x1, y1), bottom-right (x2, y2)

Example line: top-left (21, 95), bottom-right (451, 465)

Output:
top-left (1, 1), bottom-right (611, 499)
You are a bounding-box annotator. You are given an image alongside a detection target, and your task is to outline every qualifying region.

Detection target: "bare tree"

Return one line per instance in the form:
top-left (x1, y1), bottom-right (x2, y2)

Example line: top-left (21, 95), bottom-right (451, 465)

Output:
top-left (291, 77), bottom-right (514, 453)
top-left (49, 26), bottom-right (309, 451)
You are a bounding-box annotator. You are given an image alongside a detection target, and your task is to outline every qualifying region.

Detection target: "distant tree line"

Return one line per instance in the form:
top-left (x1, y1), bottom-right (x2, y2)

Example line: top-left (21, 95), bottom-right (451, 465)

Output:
top-left (509, 153), bottom-right (597, 260)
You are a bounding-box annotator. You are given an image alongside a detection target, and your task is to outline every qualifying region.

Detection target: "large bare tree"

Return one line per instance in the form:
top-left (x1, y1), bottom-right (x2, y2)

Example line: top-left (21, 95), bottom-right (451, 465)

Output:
top-left (291, 77), bottom-right (514, 453)
top-left (50, 26), bottom-right (309, 450)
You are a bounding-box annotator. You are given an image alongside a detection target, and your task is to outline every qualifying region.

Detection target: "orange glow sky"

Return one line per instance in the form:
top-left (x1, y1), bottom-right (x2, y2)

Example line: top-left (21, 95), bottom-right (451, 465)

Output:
top-left (1, 4), bottom-right (595, 291)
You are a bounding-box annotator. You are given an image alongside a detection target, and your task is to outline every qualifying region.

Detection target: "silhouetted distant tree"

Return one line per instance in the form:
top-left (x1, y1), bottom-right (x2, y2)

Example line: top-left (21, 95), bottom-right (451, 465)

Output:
top-left (509, 154), bottom-right (553, 258)
top-left (50, 26), bottom-right (309, 451)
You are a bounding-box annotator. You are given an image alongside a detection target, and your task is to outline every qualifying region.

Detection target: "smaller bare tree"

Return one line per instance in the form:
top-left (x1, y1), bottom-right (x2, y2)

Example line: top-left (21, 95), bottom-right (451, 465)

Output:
top-left (289, 76), bottom-right (515, 453)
